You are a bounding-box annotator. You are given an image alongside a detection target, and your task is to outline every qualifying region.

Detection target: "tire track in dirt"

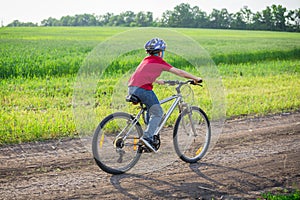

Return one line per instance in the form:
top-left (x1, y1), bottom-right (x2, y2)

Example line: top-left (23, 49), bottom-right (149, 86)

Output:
top-left (0, 112), bottom-right (299, 199)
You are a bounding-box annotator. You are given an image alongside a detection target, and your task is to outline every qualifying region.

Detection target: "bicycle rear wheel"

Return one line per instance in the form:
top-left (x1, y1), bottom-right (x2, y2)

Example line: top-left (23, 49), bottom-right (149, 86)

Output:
top-left (92, 112), bottom-right (143, 174)
top-left (173, 106), bottom-right (211, 163)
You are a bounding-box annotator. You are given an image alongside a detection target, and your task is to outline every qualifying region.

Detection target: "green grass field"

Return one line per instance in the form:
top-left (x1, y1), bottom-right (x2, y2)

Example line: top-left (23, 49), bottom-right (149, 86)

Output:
top-left (0, 27), bottom-right (299, 144)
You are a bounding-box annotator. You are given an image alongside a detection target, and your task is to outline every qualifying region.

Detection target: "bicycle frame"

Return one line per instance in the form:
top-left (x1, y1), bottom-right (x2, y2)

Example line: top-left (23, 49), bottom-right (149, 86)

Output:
top-left (155, 94), bottom-right (183, 135)
top-left (120, 80), bottom-right (199, 141)
top-left (124, 94), bottom-right (186, 141)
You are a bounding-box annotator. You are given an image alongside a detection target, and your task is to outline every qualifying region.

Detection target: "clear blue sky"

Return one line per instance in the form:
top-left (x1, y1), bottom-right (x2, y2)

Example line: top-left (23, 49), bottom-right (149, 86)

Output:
top-left (1, 0), bottom-right (299, 26)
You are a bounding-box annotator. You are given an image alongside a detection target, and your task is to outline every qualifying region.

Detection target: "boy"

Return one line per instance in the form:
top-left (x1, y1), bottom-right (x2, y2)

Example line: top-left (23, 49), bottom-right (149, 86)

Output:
top-left (128, 38), bottom-right (202, 152)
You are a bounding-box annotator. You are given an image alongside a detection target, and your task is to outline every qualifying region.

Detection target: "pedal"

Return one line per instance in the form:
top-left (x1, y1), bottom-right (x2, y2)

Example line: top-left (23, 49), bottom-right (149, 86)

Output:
top-left (137, 145), bottom-right (150, 153)
top-left (142, 146), bottom-right (153, 153)
top-left (134, 139), bottom-right (155, 153)
top-left (153, 134), bottom-right (161, 150)
top-left (137, 144), bottom-right (158, 153)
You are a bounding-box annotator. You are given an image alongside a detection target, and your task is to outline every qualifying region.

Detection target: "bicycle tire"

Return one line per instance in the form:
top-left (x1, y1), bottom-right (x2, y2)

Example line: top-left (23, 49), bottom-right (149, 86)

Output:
top-left (92, 112), bottom-right (143, 174)
top-left (173, 106), bottom-right (211, 163)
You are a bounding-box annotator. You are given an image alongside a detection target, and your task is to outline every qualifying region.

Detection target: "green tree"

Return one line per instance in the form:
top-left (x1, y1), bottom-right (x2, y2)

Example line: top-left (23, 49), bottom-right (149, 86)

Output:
top-left (41, 17), bottom-right (60, 26)
top-left (231, 11), bottom-right (247, 29)
top-left (209, 8), bottom-right (231, 29)
top-left (98, 13), bottom-right (114, 26)
top-left (261, 6), bottom-right (274, 30)
top-left (173, 3), bottom-right (194, 27)
top-left (252, 11), bottom-right (264, 30)
top-left (7, 20), bottom-right (37, 27)
top-left (7, 20), bottom-right (22, 27)
top-left (74, 14), bottom-right (96, 26)
top-left (192, 6), bottom-right (208, 28)
top-left (160, 10), bottom-right (172, 27)
top-left (121, 11), bottom-right (135, 26)
top-left (272, 4), bottom-right (287, 31)
top-left (240, 6), bottom-right (254, 29)
top-left (160, 3), bottom-right (195, 27)
top-left (60, 15), bottom-right (75, 26)
top-left (286, 8), bottom-right (300, 31)
top-left (134, 11), bottom-right (153, 27)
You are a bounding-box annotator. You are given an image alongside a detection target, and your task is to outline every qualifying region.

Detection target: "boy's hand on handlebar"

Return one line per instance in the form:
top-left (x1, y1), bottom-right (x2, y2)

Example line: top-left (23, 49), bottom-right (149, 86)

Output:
top-left (155, 80), bottom-right (165, 85)
top-left (192, 78), bottom-right (202, 85)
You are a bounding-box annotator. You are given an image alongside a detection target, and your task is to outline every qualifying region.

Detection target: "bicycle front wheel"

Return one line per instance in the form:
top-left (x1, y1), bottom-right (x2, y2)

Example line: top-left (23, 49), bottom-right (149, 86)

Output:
top-left (92, 112), bottom-right (143, 174)
top-left (173, 106), bottom-right (211, 163)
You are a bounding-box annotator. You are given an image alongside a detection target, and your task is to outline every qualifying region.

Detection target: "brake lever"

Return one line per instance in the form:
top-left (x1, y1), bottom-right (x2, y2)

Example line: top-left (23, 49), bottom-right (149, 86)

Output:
top-left (192, 83), bottom-right (203, 87)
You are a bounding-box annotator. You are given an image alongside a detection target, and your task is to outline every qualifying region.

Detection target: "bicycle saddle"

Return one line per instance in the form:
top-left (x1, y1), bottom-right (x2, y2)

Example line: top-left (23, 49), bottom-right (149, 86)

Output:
top-left (126, 94), bottom-right (141, 105)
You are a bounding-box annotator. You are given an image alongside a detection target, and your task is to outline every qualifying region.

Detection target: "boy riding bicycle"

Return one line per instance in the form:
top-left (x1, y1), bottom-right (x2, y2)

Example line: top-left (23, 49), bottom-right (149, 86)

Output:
top-left (128, 38), bottom-right (202, 152)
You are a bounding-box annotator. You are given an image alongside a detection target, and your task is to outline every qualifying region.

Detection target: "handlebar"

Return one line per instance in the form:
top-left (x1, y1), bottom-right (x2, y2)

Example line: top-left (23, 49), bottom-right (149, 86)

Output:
top-left (163, 80), bottom-right (203, 95)
top-left (163, 79), bottom-right (203, 86)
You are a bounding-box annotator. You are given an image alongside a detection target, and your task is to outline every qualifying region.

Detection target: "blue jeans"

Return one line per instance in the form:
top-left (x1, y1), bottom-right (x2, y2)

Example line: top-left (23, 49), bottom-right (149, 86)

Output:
top-left (128, 86), bottom-right (163, 141)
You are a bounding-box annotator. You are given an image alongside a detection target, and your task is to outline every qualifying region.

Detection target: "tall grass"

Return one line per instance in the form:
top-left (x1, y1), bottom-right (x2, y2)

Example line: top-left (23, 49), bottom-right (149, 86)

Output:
top-left (260, 189), bottom-right (300, 200)
top-left (0, 76), bottom-right (76, 144)
top-left (213, 48), bottom-right (300, 65)
top-left (0, 27), bottom-right (127, 78)
top-left (2, 59), bottom-right (298, 144)
top-left (1, 27), bottom-right (299, 78)
top-left (0, 39), bottom-right (90, 78)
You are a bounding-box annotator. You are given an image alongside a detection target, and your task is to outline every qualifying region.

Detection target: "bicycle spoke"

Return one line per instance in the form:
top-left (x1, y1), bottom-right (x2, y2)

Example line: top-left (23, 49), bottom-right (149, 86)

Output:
top-left (92, 112), bottom-right (143, 174)
top-left (173, 107), bottom-right (211, 163)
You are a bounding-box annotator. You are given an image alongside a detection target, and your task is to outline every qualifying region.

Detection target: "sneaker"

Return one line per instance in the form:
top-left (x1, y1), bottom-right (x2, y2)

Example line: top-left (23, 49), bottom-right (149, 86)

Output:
top-left (140, 137), bottom-right (157, 153)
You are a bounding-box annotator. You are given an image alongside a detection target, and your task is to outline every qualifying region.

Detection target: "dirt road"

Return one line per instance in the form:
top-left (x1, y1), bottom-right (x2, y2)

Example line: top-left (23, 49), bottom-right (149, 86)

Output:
top-left (1, 112), bottom-right (299, 199)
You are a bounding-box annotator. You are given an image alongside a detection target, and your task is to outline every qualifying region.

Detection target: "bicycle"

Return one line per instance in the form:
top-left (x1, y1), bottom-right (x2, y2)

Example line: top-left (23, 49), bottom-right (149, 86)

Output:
top-left (92, 80), bottom-right (211, 174)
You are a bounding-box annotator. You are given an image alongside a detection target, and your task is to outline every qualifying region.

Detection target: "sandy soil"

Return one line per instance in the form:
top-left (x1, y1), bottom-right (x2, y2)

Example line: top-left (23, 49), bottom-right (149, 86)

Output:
top-left (0, 112), bottom-right (299, 200)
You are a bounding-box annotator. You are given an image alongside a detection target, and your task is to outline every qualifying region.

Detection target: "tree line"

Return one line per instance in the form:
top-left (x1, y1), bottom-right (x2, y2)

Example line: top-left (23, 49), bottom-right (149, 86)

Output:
top-left (6, 3), bottom-right (300, 32)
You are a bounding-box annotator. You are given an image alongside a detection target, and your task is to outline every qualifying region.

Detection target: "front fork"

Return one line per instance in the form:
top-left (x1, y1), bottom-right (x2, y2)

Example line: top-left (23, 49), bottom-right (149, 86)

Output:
top-left (179, 103), bottom-right (197, 137)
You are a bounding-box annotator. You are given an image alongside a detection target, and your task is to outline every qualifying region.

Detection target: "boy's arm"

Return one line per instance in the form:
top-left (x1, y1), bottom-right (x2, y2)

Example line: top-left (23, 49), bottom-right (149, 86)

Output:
top-left (154, 79), bottom-right (165, 85)
top-left (169, 67), bottom-right (202, 83)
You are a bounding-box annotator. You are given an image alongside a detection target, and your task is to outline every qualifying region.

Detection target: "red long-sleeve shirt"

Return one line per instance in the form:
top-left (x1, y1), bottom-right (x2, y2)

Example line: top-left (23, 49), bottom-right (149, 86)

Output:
top-left (128, 55), bottom-right (173, 90)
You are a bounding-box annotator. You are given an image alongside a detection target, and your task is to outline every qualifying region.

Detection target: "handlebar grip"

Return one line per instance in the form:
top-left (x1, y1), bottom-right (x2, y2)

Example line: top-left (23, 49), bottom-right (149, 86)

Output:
top-left (190, 79), bottom-right (203, 85)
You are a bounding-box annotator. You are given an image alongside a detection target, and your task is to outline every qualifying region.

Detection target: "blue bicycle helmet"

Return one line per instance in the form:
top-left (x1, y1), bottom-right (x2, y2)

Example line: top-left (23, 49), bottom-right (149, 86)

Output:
top-left (144, 38), bottom-right (166, 54)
